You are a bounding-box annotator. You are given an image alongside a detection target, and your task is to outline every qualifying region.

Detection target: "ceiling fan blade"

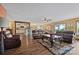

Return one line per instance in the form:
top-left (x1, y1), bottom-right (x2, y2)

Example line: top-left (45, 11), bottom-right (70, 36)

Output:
top-left (44, 17), bottom-right (47, 21)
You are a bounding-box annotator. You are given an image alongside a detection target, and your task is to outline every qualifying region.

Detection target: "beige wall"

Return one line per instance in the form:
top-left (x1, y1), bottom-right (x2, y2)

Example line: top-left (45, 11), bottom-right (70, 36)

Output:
top-left (42, 23), bottom-right (55, 33)
top-left (43, 18), bottom-right (79, 33)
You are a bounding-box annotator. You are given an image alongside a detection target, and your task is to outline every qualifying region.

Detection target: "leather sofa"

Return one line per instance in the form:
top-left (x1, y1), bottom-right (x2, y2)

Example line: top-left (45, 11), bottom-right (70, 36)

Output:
top-left (55, 31), bottom-right (75, 43)
top-left (32, 30), bottom-right (44, 39)
top-left (4, 35), bottom-right (21, 50)
top-left (0, 27), bottom-right (21, 50)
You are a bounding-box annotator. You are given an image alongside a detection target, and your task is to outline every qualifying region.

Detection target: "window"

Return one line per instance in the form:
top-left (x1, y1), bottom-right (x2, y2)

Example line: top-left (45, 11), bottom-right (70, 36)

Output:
top-left (55, 24), bottom-right (65, 32)
top-left (55, 25), bottom-right (59, 31)
top-left (59, 24), bottom-right (65, 31)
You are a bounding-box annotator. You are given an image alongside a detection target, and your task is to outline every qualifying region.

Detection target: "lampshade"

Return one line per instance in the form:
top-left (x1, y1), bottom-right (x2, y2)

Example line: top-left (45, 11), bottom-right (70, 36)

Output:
top-left (0, 4), bottom-right (6, 18)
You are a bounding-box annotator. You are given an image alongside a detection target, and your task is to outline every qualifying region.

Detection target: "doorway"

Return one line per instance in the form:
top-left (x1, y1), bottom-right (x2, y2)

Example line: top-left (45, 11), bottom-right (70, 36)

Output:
top-left (15, 21), bottom-right (30, 47)
top-left (8, 21), bottom-right (31, 48)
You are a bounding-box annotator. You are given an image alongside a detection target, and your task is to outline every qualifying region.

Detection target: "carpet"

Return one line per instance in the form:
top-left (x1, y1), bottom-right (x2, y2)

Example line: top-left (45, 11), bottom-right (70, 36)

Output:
top-left (37, 39), bottom-right (74, 55)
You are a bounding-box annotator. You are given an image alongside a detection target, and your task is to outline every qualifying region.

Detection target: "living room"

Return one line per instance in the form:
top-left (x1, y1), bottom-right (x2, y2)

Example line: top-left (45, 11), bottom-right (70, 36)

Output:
top-left (0, 3), bottom-right (79, 55)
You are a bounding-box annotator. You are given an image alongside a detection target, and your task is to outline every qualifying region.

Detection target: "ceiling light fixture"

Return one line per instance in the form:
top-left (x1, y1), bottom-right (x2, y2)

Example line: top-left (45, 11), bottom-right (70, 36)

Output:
top-left (43, 17), bottom-right (52, 22)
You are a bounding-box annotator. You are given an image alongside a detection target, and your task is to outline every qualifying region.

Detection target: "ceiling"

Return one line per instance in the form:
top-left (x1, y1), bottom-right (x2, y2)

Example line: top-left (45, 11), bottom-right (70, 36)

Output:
top-left (2, 3), bottom-right (79, 24)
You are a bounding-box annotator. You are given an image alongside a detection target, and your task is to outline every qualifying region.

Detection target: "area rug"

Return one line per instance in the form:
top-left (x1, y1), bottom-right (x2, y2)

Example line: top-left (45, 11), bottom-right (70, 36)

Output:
top-left (37, 39), bottom-right (74, 55)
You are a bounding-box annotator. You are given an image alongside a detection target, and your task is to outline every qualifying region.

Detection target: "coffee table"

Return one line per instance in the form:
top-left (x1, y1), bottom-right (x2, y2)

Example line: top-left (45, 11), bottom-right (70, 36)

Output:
top-left (42, 34), bottom-right (63, 48)
top-left (53, 35), bottom-right (63, 44)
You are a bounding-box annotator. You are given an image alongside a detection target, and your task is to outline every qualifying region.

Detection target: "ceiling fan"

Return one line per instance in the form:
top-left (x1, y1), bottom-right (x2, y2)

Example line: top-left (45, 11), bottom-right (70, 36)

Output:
top-left (43, 17), bottom-right (52, 22)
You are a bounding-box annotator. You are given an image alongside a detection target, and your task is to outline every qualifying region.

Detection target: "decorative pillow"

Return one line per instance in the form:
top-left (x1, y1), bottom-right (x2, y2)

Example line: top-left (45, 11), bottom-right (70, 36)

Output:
top-left (6, 34), bottom-right (13, 38)
top-left (5, 30), bottom-right (10, 34)
top-left (5, 30), bottom-right (13, 38)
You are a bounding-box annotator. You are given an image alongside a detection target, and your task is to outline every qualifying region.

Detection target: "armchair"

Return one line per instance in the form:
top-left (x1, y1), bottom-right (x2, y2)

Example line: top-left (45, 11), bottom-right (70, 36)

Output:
top-left (0, 27), bottom-right (21, 50)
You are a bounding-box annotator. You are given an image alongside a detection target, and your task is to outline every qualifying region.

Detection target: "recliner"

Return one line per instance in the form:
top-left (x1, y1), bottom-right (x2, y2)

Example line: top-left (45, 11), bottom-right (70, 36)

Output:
top-left (0, 27), bottom-right (21, 50)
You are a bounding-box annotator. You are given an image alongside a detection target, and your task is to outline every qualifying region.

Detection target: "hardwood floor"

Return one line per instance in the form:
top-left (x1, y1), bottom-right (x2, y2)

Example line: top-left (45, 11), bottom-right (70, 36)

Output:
top-left (66, 40), bottom-right (79, 55)
top-left (3, 40), bottom-right (51, 55)
top-left (3, 35), bottom-right (79, 55)
top-left (3, 35), bottom-right (51, 55)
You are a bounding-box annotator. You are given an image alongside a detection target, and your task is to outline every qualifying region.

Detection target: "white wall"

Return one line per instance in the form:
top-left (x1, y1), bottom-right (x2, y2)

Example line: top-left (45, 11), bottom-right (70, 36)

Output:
top-left (1, 3), bottom-right (79, 27)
